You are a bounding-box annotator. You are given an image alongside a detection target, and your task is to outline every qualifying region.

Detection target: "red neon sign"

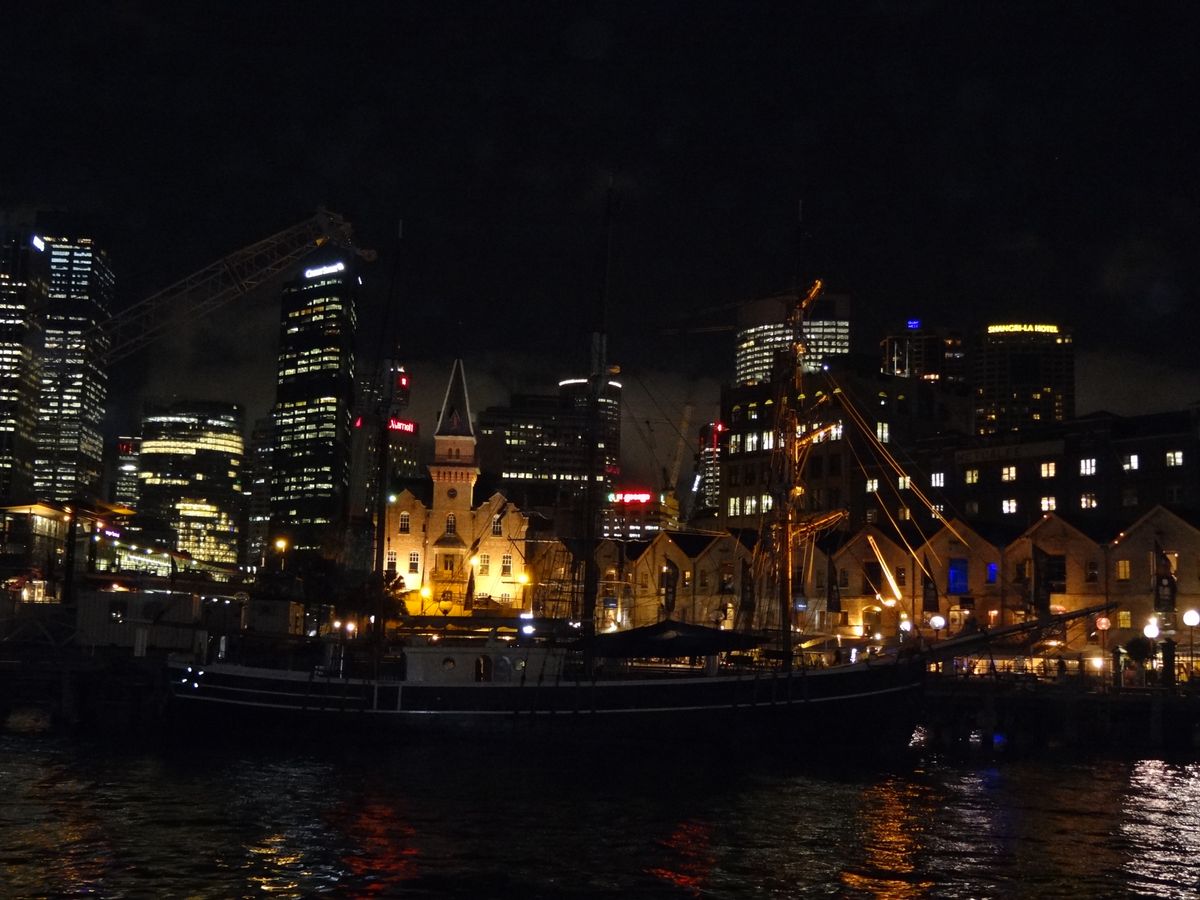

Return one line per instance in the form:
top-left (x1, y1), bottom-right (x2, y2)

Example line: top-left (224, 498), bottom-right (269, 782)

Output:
top-left (388, 418), bottom-right (416, 433)
top-left (612, 491), bottom-right (653, 504)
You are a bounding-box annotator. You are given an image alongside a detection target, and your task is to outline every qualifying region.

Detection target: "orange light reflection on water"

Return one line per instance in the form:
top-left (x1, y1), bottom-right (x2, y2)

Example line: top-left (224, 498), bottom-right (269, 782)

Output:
top-left (840, 777), bottom-right (935, 899)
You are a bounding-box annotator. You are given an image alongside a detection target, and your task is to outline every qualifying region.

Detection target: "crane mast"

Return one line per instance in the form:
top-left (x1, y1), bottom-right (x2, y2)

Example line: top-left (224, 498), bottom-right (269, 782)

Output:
top-left (89, 209), bottom-right (374, 366)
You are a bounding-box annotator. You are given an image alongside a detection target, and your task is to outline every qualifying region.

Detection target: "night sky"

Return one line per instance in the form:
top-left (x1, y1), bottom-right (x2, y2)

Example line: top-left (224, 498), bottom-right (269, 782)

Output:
top-left (5, 2), bottom-right (1200, 485)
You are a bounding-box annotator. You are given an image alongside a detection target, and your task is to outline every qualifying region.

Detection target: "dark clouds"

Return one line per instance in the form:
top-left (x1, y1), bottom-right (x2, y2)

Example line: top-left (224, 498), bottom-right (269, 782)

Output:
top-left (5, 1), bottom-right (1200, 457)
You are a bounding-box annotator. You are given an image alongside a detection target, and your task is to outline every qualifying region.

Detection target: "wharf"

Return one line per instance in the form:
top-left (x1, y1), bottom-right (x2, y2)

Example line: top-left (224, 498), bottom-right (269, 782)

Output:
top-left (920, 671), bottom-right (1200, 756)
top-left (0, 644), bottom-right (167, 734)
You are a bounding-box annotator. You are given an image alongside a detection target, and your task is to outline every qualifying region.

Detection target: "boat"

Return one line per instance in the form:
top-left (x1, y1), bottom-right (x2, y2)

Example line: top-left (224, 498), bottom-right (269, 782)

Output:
top-left (164, 617), bottom-right (928, 744)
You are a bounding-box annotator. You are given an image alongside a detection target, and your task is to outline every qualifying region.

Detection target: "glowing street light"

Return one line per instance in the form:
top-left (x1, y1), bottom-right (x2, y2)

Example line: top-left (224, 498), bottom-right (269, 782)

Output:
top-left (1183, 609), bottom-right (1200, 678)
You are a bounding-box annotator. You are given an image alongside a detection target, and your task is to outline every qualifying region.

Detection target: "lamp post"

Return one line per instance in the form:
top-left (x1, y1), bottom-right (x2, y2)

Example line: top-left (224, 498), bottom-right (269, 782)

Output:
top-left (929, 613), bottom-right (946, 642)
top-left (1144, 619), bottom-right (1160, 683)
top-left (274, 537), bottom-right (289, 572)
top-left (1183, 609), bottom-right (1200, 680)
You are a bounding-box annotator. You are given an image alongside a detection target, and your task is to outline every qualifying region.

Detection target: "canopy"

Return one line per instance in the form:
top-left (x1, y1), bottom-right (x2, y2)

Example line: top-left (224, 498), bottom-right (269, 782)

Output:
top-left (585, 619), bottom-right (762, 658)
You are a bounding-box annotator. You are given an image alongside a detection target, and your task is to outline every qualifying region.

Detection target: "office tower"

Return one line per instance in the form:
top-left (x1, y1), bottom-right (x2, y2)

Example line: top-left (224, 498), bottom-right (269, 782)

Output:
top-left (694, 421), bottom-right (725, 514)
top-left (111, 436), bottom-right (140, 510)
top-left (735, 291), bottom-right (851, 386)
top-left (269, 258), bottom-right (358, 556)
top-left (0, 225), bottom-right (45, 501)
top-left (477, 376), bottom-right (622, 515)
top-left (973, 323), bottom-right (1074, 435)
top-left (137, 400), bottom-right (244, 565)
top-left (243, 416), bottom-right (274, 567)
top-left (880, 320), bottom-right (966, 385)
top-left (34, 235), bottom-right (113, 502)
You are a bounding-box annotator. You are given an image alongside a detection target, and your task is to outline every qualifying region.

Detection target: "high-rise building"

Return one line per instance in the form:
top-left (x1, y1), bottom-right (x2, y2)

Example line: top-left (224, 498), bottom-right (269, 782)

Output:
top-left (973, 323), bottom-right (1074, 435)
top-left (269, 258), bottom-right (358, 556)
top-left (110, 436), bottom-right (140, 510)
top-left (880, 320), bottom-right (966, 385)
top-left (693, 421), bottom-right (725, 515)
top-left (137, 400), bottom-right (244, 565)
top-left (735, 292), bottom-right (850, 386)
top-left (34, 235), bottom-right (113, 502)
top-left (0, 225), bottom-right (45, 501)
top-left (243, 416), bottom-right (274, 568)
top-left (476, 377), bottom-right (622, 516)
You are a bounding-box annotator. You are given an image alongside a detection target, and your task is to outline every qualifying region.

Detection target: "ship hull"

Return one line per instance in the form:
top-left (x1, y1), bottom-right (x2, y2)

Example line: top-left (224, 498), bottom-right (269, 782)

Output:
top-left (165, 657), bottom-right (924, 746)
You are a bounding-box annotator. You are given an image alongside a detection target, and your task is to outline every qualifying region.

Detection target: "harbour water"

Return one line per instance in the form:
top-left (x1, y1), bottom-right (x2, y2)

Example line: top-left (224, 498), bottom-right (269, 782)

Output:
top-left (3, 729), bottom-right (1200, 898)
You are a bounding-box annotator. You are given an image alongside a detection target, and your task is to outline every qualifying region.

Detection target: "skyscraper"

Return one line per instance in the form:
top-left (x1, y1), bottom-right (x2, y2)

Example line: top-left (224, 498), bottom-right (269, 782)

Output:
top-left (735, 291), bottom-right (850, 386)
top-left (269, 258), bottom-right (358, 556)
top-left (0, 225), bottom-right (45, 501)
top-left (973, 323), bottom-right (1074, 435)
top-left (137, 400), bottom-right (244, 565)
top-left (34, 235), bottom-right (113, 501)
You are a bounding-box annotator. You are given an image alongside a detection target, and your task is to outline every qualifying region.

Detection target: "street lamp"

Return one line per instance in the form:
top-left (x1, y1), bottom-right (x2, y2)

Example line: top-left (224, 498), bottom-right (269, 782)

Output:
top-left (1183, 609), bottom-right (1199, 679)
top-left (274, 537), bottom-right (289, 572)
top-left (930, 614), bottom-right (946, 641)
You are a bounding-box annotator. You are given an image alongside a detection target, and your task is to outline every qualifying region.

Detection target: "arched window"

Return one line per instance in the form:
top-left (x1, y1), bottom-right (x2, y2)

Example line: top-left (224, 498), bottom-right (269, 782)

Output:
top-left (399, 512), bottom-right (410, 534)
top-left (446, 513), bottom-right (457, 535)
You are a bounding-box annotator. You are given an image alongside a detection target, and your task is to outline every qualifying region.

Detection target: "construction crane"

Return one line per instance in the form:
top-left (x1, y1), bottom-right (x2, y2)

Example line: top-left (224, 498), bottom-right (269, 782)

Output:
top-left (89, 208), bottom-right (376, 366)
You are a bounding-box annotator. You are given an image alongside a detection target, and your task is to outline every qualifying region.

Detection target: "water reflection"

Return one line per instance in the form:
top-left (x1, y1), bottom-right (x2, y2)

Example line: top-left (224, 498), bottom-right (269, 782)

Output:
top-left (841, 775), bottom-right (935, 899)
top-left (8, 734), bottom-right (1200, 897)
top-left (1123, 760), bottom-right (1200, 898)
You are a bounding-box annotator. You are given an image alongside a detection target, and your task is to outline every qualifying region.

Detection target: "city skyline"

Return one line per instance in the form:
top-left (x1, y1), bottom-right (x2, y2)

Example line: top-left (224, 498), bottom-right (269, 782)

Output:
top-left (3, 3), bottom-right (1199, 450)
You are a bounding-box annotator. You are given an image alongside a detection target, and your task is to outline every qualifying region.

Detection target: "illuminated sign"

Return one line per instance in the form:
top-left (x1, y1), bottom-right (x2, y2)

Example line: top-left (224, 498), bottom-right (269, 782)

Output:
top-left (906, 319), bottom-right (921, 330)
top-left (304, 261), bottom-right (346, 279)
top-left (610, 491), bottom-right (652, 504)
top-left (987, 323), bottom-right (1059, 334)
top-left (31, 235), bottom-right (45, 252)
top-left (388, 418), bottom-right (416, 433)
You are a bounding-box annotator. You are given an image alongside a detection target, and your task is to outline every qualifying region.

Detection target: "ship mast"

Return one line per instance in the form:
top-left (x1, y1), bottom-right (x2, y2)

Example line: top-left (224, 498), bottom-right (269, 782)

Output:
top-left (581, 177), bottom-right (615, 673)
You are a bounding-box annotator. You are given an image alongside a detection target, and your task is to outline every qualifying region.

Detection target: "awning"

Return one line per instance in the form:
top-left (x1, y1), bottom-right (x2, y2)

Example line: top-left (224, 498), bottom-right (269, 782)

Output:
top-left (584, 619), bottom-right (763, 658)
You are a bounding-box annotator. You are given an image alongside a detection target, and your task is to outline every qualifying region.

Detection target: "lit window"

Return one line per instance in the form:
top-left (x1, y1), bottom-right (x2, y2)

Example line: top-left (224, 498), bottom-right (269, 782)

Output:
top-left (479, 553), bottom-right (490, 575)
top-left (897, 475), bottom-right (911, 490)
top-left (1041, 462), bottom-right (1056, 478)
top-left (986, 563), bottom-right (998, 584)
top-left (761, 431), bottom-right (775, 450)
top-left (761, 494), bottom-right (773, 512)
top-left (965, 468), bottom-right (979, 485)
top-left (866, 478), bottom-right (879, 493)
top-left (1002, 499), bottom-right (1018, 514)
top-left (1080, 458), bottom-right (1096, 476)
top-left (931, 472), bottom-right (944, 487)
top-left (1040, 496), bottom-right (1056, 511)
top-left (876, 422), bottom-right (890, 443)
top-left (745, 432), bottom-right (760, 453)
top-left (492, 515), bottom-right (502, 536)
top-left (728, 434), bottom-right (742, 454)
top-left (1167, 450), bottom-right (1183, 467)
top-left (408, 552), bottom-right (419, 574)
top-left (445, 513), bottom-right (456, 535)
top-left (1118, 610), bottom-right (1132, 629)
top-left (399, 512), bottom-right (410, 534)
top-left (948, 558), bottom-right (968, 594)
top-left (1080, 493), bottom-right (1097, 509)
top-left (501, 554), bottom-right (513, 578)
top-left (898, 507), bottom-right (911, 520)
top-left (1116, 559), bottom-right (1130, 582)
top-left (728, 496), bottom-right (741, 517)
top-left (1001, 465), bottom-right (1017, 482)
top-left (1122, 454), bottom-right (1139, 472)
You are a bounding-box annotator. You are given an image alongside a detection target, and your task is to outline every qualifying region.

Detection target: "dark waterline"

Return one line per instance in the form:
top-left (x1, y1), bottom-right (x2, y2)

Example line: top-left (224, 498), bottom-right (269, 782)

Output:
top-left (3, 731), bottom-right (1200, 899)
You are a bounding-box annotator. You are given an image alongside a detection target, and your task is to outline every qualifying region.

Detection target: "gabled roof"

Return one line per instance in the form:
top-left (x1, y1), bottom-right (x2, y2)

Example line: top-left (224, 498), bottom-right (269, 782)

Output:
top-left (665, 531), bottom-right (721, 559)
top-left (435, 358), bottom-right (474, 438)
top-left (1020, 512), bottom-right (1116, 546)
top-left (1113, 505), bottom-right (1200, 545)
